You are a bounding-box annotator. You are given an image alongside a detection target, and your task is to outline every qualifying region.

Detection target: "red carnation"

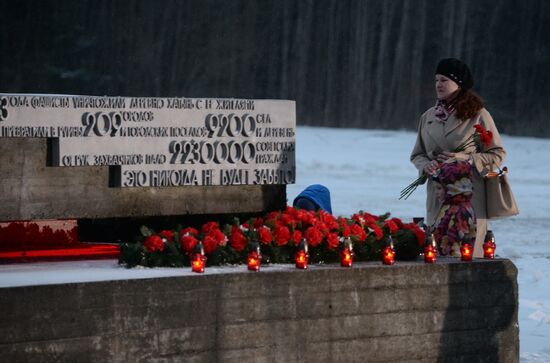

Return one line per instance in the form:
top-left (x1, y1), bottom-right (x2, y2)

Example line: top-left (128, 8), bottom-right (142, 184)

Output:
top-left (180, 227), bottom-right (199, 237)
top-left (202, 235), bottom-right (219, 255)
top-left (413, 227), bottom-right (426, 246)
top-left (208, 229), bottom-right (227, 246)
top-left (293, 209), bottom-right (306, 219)
top-left (159, 230), bottom-right (174, 241)
top-left (314, 221), bottom-right (329, 236)
top-left (274, 225), bottom-right (291, 246)
top-left (279, 212), bottom-right (295, 227)
top-left (361, 212), bottom-right (379, 225)
top-left (304, 226), bottom-right (323, 247)
top-left (384, 220), bottom-right (399, 234)
top-left (180, 235), bottom-right (198, 253)
top-left (319, 211), bottom-right (338, 230)
top-left (389, 218), bottom-right (404, 229)
top-left (258, 226), bottom-right (273, 245)
top-left (338, 218), bottom-right (351, 238)
top-left (350, 224), bottom-right (367, 242)
top-left (473, 124), bottom-right (493, 148)
top-left (229, 226), bottom-right (247, 252)
top-left (304, 212), bottom-right (318, 226)
top-left (326, 232), bottom-right (339, 250)
top-left (482, 130), bottom-right (493, 147)
top-left (291, 230), bottom-right (303, 245)
top-left (143, 235), bottom-right (164, 253)
top-left (369, 223), bottom-right (383, 240)
top-left (201, 221), bottom-right (219, 235)
top-left (294, 209), bottom-right (316, 226)
top-left (342, 227), bottom-right (351, 238)
top-left (253, 218), bottom-right (264, 228)
top-left (403, 223), bottom-right (426, 246)
top-left (351, 213), bottom-right (366, 226)
top-left (265, 211), bottom-right (279, 221)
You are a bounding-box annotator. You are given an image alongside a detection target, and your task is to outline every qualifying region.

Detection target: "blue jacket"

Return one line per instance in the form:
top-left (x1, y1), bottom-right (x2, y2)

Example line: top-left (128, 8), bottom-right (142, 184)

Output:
top-left (293, 184), bottom-right (332, 214)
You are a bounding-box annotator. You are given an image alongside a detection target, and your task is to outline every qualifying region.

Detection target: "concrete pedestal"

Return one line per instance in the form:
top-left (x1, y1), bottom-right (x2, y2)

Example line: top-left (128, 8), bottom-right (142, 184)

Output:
top-left (0, 258), bottom-right (518, 362)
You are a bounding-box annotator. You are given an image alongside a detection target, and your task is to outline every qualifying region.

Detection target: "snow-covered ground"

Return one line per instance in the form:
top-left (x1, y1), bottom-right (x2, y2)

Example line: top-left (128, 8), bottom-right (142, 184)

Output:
top-left (286, 126), bottom-right (550, 362)
top-left (1, 126), bottom-right (548, 361)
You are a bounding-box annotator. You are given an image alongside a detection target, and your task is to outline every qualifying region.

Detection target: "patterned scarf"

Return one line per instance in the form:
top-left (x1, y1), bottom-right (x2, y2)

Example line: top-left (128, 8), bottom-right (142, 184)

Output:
top-left (434, 98), bottom-right (456, 122)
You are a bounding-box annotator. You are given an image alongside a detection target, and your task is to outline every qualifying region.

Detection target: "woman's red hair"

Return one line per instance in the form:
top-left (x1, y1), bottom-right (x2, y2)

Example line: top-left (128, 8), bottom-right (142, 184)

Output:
top-left (454, 89), bottom-right (485, 120)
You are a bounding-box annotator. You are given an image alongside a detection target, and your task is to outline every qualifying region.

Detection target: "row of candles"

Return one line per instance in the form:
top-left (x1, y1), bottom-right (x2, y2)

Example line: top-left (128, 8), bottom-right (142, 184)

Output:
top-left (419, 230), bottom-right (496, 264)
top-left (191, 231), bottom-right (497, 273)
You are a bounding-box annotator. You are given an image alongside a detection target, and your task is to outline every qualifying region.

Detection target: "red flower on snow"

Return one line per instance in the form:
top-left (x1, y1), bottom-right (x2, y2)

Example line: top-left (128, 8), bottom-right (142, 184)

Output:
top-left (291, 230), bottom-right (303, 245)
top-left (180, 227), bottom-right (199, 237)
top-left (319, 210), bottom-right (338, 230)
top-left (180, 235), bottom-right (198, 253)
top-left (202, 234), bottom-right (219, 255)
top-left (208, 228), bottom-right (227, 246)
top-left (326, 232), bottom-right (340, 250)
top-left (352, 213), bottom-right (366, 226)
top-left (253, 218), bottom-right (265, 229)
top-left (388, 217), bottom-right (404, 229)
top-left (159, 230), bottom-right (174, 241)
top-left (229, 226), bottom-right (247, 252)
top-left (258, 226), bottom-right (273, 245)
top-left (403, 223), bottom-right (426, 246)
top-left (279, 208), bottom-right (296, 227)
top-left (144, 235), bottom-right (164, 253)
top-left (314, 220), bottom-right (329, 236)
top-left (265, 211), bottom-right (280, 221)
top-left (273, 224), bottom-right (291, 246)
top-left (199, 222), bottom-right (227, 249)
top-left (369, 223), bottom-right (384, 240)
top-left (294, 209), bottom-right (316, 226)
top-left (384, 219), bottom-right (399, 234)
top-left (338, 217), bottom-right (351, 238)
top-left (353, 212), bottom-right (378, 226)
top-left (201, 221), bottom-right (219, 235)
top-left (304, 226), bottom-right (323, 247)
top-left (350, 223), bottom-right (367, 242)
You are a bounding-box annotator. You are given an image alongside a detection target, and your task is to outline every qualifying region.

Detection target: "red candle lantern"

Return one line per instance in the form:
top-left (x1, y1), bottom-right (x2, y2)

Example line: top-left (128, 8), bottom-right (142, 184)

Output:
top-left (424, 246), bottom-right (437, 264)
top-left (247, 242), bottom-right (262, 271)
top-left (424, 234), bottom-right (437, 264)
top-left (340, 237), bottom-right (354, 267)
top-left (382, 236), bottom-right (395, 265)
top-left (295, 238), bottom-right (309, 269)
top-left (483, 230), bottom-right (496, 259)
top-left (460, 241), bottom-right (473, 262)
top-left (191, 241), bottom-right (206, 273)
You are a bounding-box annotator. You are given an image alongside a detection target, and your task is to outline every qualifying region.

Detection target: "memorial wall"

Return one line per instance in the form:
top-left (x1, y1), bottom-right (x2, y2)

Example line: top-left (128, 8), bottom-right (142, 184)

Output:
top-left (0, 93), bottom-right (295, 226)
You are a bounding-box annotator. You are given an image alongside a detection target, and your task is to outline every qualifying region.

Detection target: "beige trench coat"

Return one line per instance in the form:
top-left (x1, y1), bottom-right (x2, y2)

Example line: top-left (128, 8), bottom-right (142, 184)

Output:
top-left (410, 107), bottom-right (506, 227)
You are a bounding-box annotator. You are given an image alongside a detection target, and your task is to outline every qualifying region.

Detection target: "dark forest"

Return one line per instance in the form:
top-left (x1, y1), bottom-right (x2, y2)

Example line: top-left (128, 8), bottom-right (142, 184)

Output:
top-left (1, 0), bottom-right (549, 136)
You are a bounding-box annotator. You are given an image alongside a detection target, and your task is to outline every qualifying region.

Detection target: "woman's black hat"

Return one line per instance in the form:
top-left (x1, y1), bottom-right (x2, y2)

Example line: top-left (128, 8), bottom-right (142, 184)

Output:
top-left (435, 58), bottom-right (474, 90)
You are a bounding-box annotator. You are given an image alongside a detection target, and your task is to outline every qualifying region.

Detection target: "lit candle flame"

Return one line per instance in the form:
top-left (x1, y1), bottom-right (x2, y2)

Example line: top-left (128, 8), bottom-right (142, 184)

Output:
top-left (382, 247), bottom-right (395, 265)
top-left (295, 251), bottom-right (308, 269)
top-left (191, 255), bottom-right (205, 273)
top-left (341, 248), bottom-right (353, 267)
top-left (461, 243), bottom-right (473, 262)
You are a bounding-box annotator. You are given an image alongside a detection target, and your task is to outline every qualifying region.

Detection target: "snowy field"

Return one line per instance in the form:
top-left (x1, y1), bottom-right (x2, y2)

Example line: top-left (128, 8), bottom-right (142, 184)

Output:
top-left (1, 126), bottom-right (549, 361)
top-left (286, 126), bottom-right (550, 362)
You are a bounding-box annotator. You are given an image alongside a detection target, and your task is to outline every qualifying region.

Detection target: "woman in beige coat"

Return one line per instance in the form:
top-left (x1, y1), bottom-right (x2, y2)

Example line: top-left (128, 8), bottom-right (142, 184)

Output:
top-left (410, 58), bottom-right (506, 258)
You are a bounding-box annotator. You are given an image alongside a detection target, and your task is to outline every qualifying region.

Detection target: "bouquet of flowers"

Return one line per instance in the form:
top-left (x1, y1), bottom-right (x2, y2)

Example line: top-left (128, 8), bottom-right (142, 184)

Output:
top-left (119, 207), bottom-right (428, 268)
top-left (399, 124), bottom-right (493, 200)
